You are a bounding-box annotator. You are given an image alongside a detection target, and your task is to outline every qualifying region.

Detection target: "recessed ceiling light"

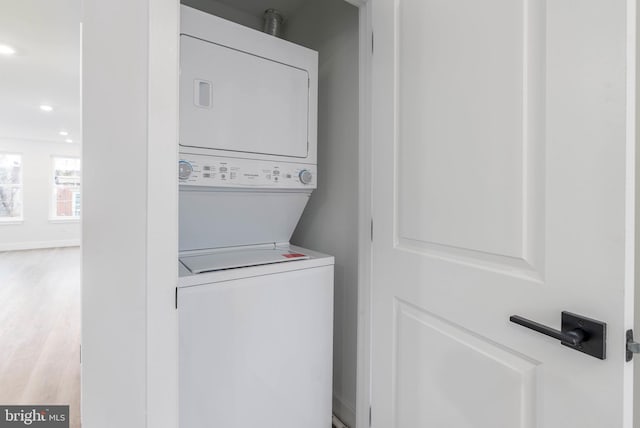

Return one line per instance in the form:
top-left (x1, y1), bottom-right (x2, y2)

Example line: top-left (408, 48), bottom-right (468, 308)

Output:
top-left (65, 138), bottom-right (73, 143)
top-left (40, 105), bottom-right (53, 112)
top-left (0, 44), bottom-right (16, 56)
top-left (59, 131), bottom-right (69, 136)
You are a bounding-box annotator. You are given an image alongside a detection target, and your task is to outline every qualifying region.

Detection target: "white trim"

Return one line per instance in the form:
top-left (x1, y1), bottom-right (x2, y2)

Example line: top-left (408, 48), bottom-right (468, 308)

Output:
top-left (50, 155), bottom-right (81, 220)
top-left (0, 136), bottom-right (82, 145)
top-left (50, 154), bottom-right (81, 160)
top-left (332, 414), bottom-right (350, 428)
top-left (48, 218), bottom-right (80, 223)
top-left (355, 1), bottom-right (373, 428)
top-left (0, 218), bottom-right (24, 225)
top-left (146, 0), bottom-right (179, 427)
top-left (0, 239), bottom-right (80, 252)
top-left (333, 394), bottom-right (357, 428)
top-left (0, 151), bottom-right (24, 221)
top-left (624, 0), bottom-right (636, 426)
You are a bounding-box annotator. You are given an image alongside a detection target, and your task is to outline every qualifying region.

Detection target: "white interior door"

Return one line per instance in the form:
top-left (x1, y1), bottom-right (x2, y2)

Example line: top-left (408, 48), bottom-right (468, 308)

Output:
top-left (370, 1), bottom-right (636, 427)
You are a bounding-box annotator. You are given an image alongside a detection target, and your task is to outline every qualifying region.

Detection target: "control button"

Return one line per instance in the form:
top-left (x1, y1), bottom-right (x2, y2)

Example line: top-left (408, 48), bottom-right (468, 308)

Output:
top-left (178, 161), bottom-right (193, 180)
top-left (219, 166), bottom-right (228, 172)
top-left (299, 169), bottom-right (313, 185)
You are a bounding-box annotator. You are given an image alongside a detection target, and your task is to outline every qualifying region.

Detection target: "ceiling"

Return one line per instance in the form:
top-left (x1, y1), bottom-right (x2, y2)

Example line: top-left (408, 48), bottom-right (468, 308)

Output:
top-left (0, 0), bottom-right (81, 145)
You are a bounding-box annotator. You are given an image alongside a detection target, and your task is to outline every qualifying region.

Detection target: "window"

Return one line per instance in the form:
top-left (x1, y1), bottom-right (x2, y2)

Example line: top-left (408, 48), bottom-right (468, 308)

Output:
top-left (52, 157), bottom-right (80, 219)
top-left (0, 153), bottom-right (23, 221)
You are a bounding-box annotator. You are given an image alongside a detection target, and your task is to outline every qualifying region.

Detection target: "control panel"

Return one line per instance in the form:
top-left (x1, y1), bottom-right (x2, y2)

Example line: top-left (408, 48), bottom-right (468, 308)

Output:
top-left (179, 154), bottom-right (317, 189)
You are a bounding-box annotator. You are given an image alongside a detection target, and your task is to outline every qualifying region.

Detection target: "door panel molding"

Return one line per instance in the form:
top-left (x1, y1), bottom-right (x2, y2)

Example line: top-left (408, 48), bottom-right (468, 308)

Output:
top-left (396, 237), bottom-right (544, 282)
top-left (393, 299), bottom-right (539, 428)
top-left (393, 0), bottom-right (546, 279)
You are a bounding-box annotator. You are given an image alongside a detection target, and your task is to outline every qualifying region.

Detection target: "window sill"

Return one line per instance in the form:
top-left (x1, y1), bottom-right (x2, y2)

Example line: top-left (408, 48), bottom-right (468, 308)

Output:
top-left (49, 218), bottom-right (81, 224)
top-left (0, 219), bottom-right (24, 225)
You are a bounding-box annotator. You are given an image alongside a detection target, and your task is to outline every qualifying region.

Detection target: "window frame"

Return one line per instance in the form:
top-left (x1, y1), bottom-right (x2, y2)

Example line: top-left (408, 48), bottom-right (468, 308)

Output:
top-left (50, 155), bottom-right (81, 222)
top-left (0, 151), bottom-right (24, 224)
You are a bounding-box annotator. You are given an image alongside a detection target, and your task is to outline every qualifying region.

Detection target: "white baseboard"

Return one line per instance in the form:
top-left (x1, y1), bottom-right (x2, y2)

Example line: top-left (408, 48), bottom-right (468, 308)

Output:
top-left (332, 414), bottom-right (349, 428)
top-left (0, 239), bottom-right (80, 252)
top-left (333, 394), bottom-right (356, 428)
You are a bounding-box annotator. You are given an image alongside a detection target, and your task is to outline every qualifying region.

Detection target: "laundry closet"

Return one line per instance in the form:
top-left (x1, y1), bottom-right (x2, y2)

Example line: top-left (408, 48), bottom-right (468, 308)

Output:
top-left (177, 0), bottom-right (360, 426)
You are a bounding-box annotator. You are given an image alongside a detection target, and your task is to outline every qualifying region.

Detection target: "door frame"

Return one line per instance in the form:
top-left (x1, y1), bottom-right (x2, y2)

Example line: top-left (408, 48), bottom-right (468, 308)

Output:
top-left (83, 0), bottom-right (374, 427)
top-left (343, 0), bottom-right (373, 427)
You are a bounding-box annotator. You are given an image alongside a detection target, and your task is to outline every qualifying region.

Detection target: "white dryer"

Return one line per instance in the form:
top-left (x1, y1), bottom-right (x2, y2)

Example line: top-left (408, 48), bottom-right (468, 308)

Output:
top-left (178, 6), bottom-right (332, 428)
top-left (179, 5), bottom-right (318, 164)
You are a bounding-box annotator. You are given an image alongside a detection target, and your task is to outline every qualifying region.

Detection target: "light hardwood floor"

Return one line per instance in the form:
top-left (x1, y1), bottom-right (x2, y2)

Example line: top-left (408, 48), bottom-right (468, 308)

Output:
top-left (0, 247), bottom-right (80, 428)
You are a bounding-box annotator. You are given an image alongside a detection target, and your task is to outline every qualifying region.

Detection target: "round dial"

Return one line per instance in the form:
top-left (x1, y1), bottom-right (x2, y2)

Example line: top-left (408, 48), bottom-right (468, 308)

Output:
top-left (178, 160), bottom-right (193, 180)
top-left (299, 169), bottom-right (313, 185)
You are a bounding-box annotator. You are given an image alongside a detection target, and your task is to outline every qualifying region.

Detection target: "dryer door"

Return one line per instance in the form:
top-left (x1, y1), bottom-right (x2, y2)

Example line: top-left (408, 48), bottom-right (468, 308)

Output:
top-left (180, 35), bottom-right (310, 158)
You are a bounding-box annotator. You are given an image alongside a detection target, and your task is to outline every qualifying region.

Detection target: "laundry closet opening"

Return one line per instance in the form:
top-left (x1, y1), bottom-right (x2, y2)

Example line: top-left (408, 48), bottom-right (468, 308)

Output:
top-left (179, 0), bottom-right (361, 426)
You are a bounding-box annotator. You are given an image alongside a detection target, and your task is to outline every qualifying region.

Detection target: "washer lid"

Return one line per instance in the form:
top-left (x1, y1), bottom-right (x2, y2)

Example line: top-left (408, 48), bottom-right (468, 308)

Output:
top-left (180, 247), bottom-right (309, 274)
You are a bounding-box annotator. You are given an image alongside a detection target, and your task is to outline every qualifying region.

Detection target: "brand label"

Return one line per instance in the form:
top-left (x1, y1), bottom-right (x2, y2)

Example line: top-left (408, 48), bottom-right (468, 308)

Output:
top-left (0, 406), bottom-right (69, 427)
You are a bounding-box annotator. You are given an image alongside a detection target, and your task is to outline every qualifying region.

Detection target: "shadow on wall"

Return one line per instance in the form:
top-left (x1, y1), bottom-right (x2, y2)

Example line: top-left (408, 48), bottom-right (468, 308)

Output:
top-left (287, 0), bottom-right (360, 426)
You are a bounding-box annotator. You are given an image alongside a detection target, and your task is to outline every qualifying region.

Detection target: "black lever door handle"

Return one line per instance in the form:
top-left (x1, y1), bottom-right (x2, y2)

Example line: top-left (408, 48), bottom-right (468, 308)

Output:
top-left (509, 311), bottom-right (607, 360)
top-left (509, 315), bottom-right (585, 346)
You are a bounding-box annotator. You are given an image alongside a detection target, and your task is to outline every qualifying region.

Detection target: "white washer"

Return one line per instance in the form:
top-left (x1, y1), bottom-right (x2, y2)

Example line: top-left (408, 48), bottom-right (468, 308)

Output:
top-left (178, 245), bottom-right (334, 428)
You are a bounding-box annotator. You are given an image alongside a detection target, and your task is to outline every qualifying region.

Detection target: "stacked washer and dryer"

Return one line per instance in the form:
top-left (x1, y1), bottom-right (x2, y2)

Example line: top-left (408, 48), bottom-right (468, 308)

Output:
top-left (177, 5), bottom-right (334, 428)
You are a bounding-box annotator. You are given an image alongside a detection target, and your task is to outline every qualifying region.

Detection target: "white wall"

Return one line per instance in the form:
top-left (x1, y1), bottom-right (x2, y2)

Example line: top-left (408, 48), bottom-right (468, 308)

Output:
top-left (287, 1), bottom-right (360, 426)
top-left (180, 0), bottom-right (262, 30)
top-left (0, 138), bottom-right (80, 251)
top-left (82, 0), bottom-right (178, 427)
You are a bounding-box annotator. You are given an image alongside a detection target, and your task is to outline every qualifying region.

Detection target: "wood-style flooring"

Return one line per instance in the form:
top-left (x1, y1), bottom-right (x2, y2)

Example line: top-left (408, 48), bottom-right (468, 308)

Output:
top-left (0, 247), bottom-right (80, 428)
